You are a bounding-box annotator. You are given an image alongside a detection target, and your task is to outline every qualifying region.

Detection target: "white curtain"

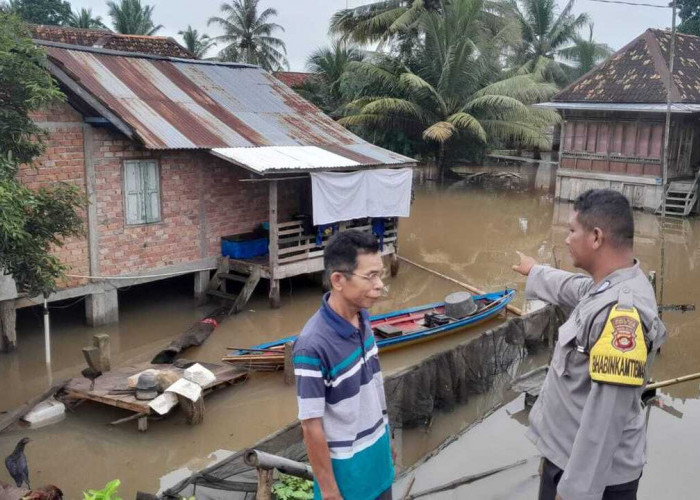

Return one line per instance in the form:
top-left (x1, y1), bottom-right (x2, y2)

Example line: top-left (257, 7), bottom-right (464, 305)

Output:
top-left (310, 168), bottom-right (412, 225)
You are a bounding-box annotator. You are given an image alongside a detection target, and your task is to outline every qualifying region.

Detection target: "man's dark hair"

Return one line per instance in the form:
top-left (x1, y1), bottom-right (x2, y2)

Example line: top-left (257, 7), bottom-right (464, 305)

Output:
top-left (323, 230), bottom-right (380, 286)
top-left (573, 189), bottom-right (634, 248)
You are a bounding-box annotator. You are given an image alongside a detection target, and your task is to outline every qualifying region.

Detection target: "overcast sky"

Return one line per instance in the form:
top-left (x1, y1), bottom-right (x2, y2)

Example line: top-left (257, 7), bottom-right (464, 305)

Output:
top-left (71, 0), bottom-right (674, 70)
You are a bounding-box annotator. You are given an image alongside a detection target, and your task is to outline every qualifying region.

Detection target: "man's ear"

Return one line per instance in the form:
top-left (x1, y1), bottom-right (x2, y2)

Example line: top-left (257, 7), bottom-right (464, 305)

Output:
top-left (592, 227), bottom-right (604, 249)
top-left (329, 271), bottom-right (345, 291)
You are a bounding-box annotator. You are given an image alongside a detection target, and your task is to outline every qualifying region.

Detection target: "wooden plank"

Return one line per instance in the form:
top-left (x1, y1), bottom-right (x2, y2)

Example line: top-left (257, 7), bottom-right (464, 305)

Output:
top-left (218, 273), bottom-right (248, 283)
top-left (207, 289), bottom-right (238, 301)
top-left (0, 379), bottom-right (69, 433)
top-left (231, 268), bottom-right (261, 314)
top-left (277, 220), bottom-right (304, 228)
top-left (269, 181), bottom-right (279, 271)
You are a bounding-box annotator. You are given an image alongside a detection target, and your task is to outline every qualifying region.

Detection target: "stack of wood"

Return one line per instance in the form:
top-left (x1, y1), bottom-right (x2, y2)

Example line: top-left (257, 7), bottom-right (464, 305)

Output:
top-left (222, 346), bottom-right (286, 371)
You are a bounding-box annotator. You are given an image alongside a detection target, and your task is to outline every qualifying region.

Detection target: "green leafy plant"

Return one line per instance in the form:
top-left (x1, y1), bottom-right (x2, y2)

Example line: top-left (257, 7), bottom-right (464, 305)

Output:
top-left (82, 479), bottom-right (123, 500)
top-left (272, 473), bottom-right (314, 500)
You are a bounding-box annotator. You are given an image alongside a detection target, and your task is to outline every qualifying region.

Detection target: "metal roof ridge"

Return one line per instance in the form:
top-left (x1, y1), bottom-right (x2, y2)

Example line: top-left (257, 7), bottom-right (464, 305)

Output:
top-left (34, 39), bottom-right (259, 68)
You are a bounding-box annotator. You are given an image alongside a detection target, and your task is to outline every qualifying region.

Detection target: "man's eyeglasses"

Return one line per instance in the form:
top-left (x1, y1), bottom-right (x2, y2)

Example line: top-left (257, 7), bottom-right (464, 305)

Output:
top-left (339, 268), bottom-right (389, 282)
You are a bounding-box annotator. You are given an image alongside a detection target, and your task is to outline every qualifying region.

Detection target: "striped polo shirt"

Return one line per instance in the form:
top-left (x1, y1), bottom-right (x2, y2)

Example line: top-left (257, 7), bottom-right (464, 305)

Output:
top-left (293, 293), bottom-right (394, 500)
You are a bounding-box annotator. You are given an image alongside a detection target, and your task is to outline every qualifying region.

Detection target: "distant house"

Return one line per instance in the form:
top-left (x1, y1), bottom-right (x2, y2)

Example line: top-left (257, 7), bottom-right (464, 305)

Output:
top-left (538, 29), bottom-right (700, 213)
top-left (273, 71), bottom-right (315, 88)
top-left (4, 26), bottom-right (414, 342)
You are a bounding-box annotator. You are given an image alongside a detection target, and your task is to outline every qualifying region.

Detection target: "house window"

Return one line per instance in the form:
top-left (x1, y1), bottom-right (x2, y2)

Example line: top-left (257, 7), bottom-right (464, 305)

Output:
top-left (124, 160), bottom-right (161, 225)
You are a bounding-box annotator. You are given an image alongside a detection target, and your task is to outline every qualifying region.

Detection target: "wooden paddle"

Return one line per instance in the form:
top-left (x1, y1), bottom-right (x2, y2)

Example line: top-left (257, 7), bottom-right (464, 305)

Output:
top-left (397, 256), bottom-right (523, 316)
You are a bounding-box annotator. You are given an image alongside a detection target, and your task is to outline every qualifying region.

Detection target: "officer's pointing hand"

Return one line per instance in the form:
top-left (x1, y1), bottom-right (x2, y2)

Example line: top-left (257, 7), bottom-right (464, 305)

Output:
top-left (512, 251), bottom-right (537, 276)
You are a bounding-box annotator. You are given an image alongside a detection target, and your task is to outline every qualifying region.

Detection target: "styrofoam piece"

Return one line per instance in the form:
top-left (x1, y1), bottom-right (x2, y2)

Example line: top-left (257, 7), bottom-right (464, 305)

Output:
top-left (149, 392), bottom-right (179, 415)
top-left (165, 378), bottom-right (202, 402)
top-left (183, 363), bottom-right (216, 387)
top-left (23, 397), bottom-right (65, 424)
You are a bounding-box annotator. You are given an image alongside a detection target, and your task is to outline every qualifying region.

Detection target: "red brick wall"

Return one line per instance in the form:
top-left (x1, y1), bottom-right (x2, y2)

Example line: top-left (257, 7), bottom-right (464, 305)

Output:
top-left (23, 103), bottom-right (306, 282)
top-left (22, 102), bottom-right (89, 287)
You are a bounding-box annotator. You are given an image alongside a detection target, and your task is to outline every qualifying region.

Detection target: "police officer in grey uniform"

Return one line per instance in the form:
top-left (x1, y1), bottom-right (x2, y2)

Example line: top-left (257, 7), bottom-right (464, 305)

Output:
top-left (513, 189), bottom-right (666, 500)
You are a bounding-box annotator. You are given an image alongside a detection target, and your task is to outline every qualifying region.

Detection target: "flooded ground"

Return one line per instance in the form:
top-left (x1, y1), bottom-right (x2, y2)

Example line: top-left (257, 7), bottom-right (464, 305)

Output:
top-left (1, 177), bottom-right (699, 498)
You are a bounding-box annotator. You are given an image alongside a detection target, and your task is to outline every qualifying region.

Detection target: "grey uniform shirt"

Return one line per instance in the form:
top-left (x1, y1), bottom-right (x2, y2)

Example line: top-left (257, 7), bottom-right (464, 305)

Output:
top-left (525, 261), bottom-right (666, 500)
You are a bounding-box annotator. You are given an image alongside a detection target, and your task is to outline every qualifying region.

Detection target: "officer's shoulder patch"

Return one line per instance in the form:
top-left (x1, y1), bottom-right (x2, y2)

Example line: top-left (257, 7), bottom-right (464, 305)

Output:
top-left (589, 303), bottom-right (647, 386)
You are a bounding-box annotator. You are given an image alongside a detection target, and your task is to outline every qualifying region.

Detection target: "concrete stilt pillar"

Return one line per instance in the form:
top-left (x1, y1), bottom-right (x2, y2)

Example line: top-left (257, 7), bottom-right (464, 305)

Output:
top-left (194, 270), bottom-right (211, 305)
top-left (85, 289), bottom-right (119, 327)
top-left (0, 300), bottom-right (17, 352)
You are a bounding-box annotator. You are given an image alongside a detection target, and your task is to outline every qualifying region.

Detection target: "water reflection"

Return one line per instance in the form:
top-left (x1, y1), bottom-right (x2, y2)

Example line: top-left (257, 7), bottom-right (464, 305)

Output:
top-left (1, 176), bottom-right (699, 498)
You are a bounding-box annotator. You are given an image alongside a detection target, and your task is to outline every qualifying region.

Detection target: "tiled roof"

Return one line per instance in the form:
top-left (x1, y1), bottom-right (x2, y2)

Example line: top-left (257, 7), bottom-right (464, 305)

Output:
top-left (273, 71), bottom-right (314, 87)
top-left (29, 24), bottom-right (194, 59)
top-left (555, 29), bottom-right (700, 104)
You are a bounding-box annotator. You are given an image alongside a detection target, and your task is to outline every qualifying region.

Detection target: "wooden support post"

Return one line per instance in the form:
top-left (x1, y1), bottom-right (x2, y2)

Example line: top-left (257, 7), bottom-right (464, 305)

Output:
top-left (269, 180), bottom-right (281, 309)
top-left (93, 333), bottom-right (111, 372)
top-left (390, 253), bottom-right (400, 277)
top-left (137, 415), bottom-right (148, 432)
top-left (284, 342), bottom-right (295, 386)
top-left (256, 467), bottom-right (274, 500)
top-left (83, 124), bottom-right (100, 280)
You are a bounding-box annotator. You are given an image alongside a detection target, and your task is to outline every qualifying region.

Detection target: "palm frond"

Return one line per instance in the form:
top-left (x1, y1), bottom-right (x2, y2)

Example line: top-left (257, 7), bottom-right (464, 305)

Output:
top-left (422, 121), bottom-right (457, 143)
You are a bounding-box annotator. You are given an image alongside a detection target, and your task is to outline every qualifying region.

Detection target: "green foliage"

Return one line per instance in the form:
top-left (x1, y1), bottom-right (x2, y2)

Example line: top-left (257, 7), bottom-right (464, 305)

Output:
top-left (82, 479), bottom-right (123, 500)
top-left (272, 474), bottom-right (314, 500)
top-left (296, 41), bottom-right (365, 114)
top-left (0, 13), bottom-right (85, 296)
top-left (5, 0), bottom-right (71, 25)
top-left (559, 24), bottom-right (612, 79)
top-left (507, 0), bottom-right (590, 85)
top-left (107, 0), bottom-right (163, 35)
top-left (679, 0), bottom-right (700, 36)
top-left (208, 0), bottom-right (288, 71)
top-left (66, 7), bottom-right (107, 29)
top-left (178, 25), bottom-right (215, 59)
top-left (339, 0), bottom-right (559, 173)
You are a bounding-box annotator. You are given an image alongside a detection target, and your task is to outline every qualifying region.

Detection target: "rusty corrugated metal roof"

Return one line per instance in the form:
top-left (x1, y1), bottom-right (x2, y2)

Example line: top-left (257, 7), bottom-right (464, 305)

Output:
top-left (40, 42), bottom-right (415, 171)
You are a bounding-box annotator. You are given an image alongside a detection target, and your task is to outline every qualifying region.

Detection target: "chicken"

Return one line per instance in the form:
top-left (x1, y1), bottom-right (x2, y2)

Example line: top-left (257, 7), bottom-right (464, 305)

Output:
top-left (4, 437), bottom-right (30, 489)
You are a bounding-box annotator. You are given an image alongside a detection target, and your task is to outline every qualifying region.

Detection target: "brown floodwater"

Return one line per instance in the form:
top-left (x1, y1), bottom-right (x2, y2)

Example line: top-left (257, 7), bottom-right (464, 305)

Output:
top-left (1, 176), bottom-right (699, 499)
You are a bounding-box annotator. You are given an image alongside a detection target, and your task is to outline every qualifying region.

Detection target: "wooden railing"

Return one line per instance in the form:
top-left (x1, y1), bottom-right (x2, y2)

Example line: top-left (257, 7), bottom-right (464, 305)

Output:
top-left (275, 219), bottom-right (398, 265)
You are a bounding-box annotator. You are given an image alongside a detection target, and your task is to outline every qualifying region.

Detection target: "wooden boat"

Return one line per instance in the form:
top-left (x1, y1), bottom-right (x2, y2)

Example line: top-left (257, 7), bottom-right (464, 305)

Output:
top-left (222, 289), bottom-right (515, 369)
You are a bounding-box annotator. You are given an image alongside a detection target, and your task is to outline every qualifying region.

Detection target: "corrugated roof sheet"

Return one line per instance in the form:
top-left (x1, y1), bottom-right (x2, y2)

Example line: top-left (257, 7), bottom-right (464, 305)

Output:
top-left (535, 102), bottom-right (700, 113)
top-left (40, 42), bottom-right (415, 172)
top-left (555, 29), bottom-right (700, 104)
top-left (212, 146), bottom-right (360, 173)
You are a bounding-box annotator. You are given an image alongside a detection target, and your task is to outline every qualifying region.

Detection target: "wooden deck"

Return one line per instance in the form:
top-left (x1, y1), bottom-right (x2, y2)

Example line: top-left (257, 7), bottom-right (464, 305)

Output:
top-left (65, 362), bottom-right (247, 430)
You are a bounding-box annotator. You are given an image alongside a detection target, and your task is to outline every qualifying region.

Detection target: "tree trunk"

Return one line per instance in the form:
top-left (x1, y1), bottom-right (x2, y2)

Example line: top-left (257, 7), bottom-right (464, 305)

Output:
top-left (0, 300), bottom-right (16, 352)
top-left (437, 142), bottom-right (446, 183)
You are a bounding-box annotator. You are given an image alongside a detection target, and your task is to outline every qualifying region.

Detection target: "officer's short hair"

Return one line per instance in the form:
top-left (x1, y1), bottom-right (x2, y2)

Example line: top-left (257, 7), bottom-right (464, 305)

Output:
top-left (323, 230), bottom-right (380, 287)
top-left (573, 189), bottom-right (634, 248)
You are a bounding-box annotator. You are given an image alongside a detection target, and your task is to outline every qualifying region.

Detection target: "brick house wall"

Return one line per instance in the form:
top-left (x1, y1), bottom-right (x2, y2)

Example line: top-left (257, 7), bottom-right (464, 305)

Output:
top-left (22, 102), bottom-right (89, 287)
top-left (22, 101), bottom-right (305, 285)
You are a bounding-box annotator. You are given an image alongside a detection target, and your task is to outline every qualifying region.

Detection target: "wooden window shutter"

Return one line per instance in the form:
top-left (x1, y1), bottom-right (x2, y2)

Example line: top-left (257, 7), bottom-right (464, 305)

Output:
top-left (124, 160), bottom-right (144, 224)
top-left (143, 160), bottom-right (161, 223)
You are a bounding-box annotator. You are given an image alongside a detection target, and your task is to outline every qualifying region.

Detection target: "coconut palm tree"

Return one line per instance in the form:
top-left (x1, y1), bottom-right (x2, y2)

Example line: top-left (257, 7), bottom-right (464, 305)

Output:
top-left (66, 8), bottom-right (107, 29)
top-left (340, 0), bottom-right (559, 178)
top-left (507, 0), bottom-right (589, 85)
top-left (178, 25), bottom-right (215, 59)
top-left (208, 0), bottom-right (288, 71)
top-left (107, 0), bottom-right (163, 36)
top-left (559, 23), bottom-right (613, 79)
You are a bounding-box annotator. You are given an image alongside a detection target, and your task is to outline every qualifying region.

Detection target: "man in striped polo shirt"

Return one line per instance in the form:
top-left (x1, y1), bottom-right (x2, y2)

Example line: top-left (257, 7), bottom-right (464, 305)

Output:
top-left (294, 230), bottom-right (394, 500)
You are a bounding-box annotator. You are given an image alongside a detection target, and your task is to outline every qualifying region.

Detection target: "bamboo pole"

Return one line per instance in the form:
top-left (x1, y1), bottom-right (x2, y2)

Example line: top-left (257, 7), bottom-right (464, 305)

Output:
top-left (398, 256), bottom-right (522, 316)
top-left (646, 372), bottom-right (700, 391)
top-left (405, 459), bottom-right (527, 499)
